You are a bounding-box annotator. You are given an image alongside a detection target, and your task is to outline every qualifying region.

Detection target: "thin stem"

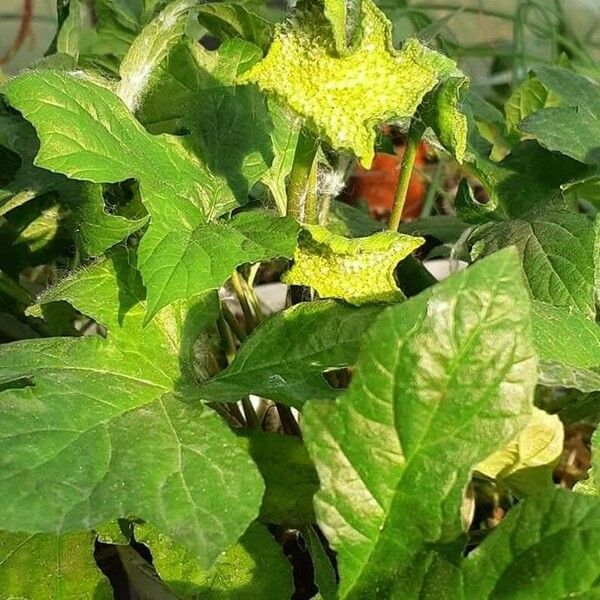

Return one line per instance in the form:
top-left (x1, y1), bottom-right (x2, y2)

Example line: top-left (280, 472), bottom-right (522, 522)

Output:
top-left (304, 151), bottom-right (320, 225)
top-left (420, 161), bottom-right (444, 217)
top-left (286, 128), bottom-right (319, 220)
top-left (230, 270), bottom-right (255, 332)
top-left (216, 312), bottom-right (236, 365)
top-left (242, 397), bottom-right (260, 429)
top-left (238, 272), bottom-right (265, 323)
top-left (209, 402), bottom-right (245, 428)
top-left (318, 193), bottom-right (332, 226)
top-left (221, 301), bottom-right (247, 342)
top-left (276, 403), bottom-right (302, 437)
top-left (388, 122), bottom-right (423, 232)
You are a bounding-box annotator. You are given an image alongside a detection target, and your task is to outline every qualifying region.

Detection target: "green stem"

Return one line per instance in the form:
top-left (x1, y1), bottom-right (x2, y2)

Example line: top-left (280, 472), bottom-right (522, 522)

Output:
top-left (239, 274), bottom-right (265, 323)
top-left (221, 301), bottom-right (247, 342)
top-left (242, 397), bottom-right (260, 429)
top-left (287, 127), bottom-right (319, 220)
top-left (277, 403), bottom-right (302, 437)
top-left (388, 122), bottom-right (423, 232)
top-left (420, 160), bottom-right (444, 217)
top-left (230, 270), bottom-right (255, 332)
top-left (216, 312), bottom-right (236, 365)
top-left (304, 151), bottom-right (320, 225)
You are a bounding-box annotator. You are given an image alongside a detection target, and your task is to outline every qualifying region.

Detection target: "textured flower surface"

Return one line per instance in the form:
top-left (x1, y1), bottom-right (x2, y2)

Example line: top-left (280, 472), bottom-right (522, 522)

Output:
top-left (241, 0), bottom-right (457, 167)
top-left (283, 225), bottom-right (424, 304)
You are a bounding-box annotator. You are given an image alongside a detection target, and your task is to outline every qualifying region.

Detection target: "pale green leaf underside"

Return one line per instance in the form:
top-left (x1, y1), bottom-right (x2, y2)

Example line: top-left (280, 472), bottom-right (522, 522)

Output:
top-left (420, 76), bottom-right (468, 163)
top-left (475, 407), bottom-right (563, 496)
top-left (117, 0), bottom-right (197, 111)
top-left (200, 300), bottom-right (383, 408)
top-left (0, 530), bottom-right (112, 599)
top-left (242, 0), bottom-right (457, 167)
top-left (282, 226), bottom-right (424, 305)
top-left (137, 522), bottom-right (293, 599)
top-left (302, 249), bottom-right (537, 599)
top-left (0, 249), bottom-right (263, 568)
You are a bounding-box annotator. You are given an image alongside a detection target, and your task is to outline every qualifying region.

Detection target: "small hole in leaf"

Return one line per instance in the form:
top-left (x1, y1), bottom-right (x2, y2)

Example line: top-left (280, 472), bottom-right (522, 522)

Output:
top-left (102, 179), bottom-right (145, 220)
top-left (322, 367), bottom-right (353, 390)
top-left (0, 376), bottom-right (33, 393)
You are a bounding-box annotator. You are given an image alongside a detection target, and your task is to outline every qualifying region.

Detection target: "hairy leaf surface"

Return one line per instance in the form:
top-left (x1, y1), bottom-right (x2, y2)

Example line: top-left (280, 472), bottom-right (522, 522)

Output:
top-left (282, 226), bottom-right (424, 305)
top-left (0, 249), bottom-right (263, 567)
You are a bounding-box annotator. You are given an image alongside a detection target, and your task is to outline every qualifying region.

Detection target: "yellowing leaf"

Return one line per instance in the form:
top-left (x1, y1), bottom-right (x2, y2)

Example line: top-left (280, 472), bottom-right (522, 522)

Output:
top-left (476, 407), bottom-right (564, 496)
top-left (241, 0), bottom-right (457, 167)
top-left (282, 226), bottom-right (424, 305)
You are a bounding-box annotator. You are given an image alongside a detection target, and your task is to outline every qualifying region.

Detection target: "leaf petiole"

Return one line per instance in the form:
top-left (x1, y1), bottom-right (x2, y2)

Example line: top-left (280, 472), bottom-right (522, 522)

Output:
top-left (388, 121), bottom-right (425, 232)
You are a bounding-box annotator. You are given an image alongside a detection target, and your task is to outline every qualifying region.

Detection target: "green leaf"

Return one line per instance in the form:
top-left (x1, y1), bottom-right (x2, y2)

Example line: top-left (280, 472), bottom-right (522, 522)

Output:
top-left (464, 139), bottom-right (588, 219)
top-left (138, 37), bottom-right (275, 205)
top-left (303, 525), bottom-right (338, 600)
top-left (462, 489), bottom-right (600, 599)
top-left (139, 210), bottom-right (300, 319)
top-left (576, 428), bottom-right (600, 495)
top-left (262, 99), bottom-right (302, 215)
top-left (116, 0), bottom-right (198, 112)
top-left (197, 2), bottom-right (273, 48)
top-left (468, 206), bottom-right (597, 318)
top-left (238, 431), bottom-right (319, 525)
top-left (533, 300), bottom-right (600, 392)
top-left (0, 530), bottom-right (112, 599)
top-left (282, 226), bottom-right (424, 305)
top-left (242, 0), bottom-right (458, 167)
top-left (400, 216), bottom-right (468, 243)
top-left (475, 408), bottom-right (563, 496)
top-left (0, 248), bottom-right (264, 568)
top-left (200, 300), bottom-right (383, 408)
top-left (2, 69), bottom-right (254, 316)
top-left (302, 248), bottom-right (537, 599)
top-left (420, 76), bottom-right (469, 163)
top-left (326, 201), bottom-right (383, 237)
top-left (519, 66), bottom-right (600, 164)
top-left (136, 522), bottom-right (293, 599)
top-left (0, 114), bottom-right (145, 256)
top-left (55, 0), bottom-right (169, 70)
top-left (505, 73), bottom-right (559, 135)
top-left (324, 0), bottom-right (364, 54)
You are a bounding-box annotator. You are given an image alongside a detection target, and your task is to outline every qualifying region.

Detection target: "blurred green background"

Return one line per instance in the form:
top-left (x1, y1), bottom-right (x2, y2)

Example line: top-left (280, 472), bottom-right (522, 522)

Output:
top-left (3, 0), bottom-right (600, 91)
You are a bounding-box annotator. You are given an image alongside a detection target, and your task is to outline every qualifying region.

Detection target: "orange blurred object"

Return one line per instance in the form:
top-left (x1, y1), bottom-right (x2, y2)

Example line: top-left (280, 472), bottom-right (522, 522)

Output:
top-left (351, 144), bottom-right (427, 221)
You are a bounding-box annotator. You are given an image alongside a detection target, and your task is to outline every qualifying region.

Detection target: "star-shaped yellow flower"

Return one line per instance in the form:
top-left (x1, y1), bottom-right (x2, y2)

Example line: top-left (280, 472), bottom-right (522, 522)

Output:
top-left (241, 0), bottom-right (458, 167)
top-left (282, 226), bottom-right (424, 305)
